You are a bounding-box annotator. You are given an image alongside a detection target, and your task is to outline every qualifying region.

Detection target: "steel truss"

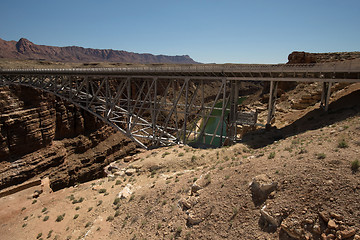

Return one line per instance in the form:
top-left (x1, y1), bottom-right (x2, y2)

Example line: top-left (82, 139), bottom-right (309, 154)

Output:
top-left (0, 75), bottom-right (241, 149)
top-left (1, 62), bottom-right (359, 149)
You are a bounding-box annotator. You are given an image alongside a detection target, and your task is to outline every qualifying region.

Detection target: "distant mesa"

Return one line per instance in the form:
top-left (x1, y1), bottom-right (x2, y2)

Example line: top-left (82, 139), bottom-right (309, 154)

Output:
top-left (0, 37), bottom-right (199, 64)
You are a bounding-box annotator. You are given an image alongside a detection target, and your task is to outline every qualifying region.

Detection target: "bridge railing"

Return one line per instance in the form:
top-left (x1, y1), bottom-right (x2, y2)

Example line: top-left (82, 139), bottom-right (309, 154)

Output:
top-left (1, 61), bottom-right (359, 75)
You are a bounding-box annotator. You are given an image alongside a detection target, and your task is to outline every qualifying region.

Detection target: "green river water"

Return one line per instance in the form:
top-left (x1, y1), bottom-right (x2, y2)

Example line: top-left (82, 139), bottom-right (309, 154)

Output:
top-left (192, 97), bottom-right (246, 147)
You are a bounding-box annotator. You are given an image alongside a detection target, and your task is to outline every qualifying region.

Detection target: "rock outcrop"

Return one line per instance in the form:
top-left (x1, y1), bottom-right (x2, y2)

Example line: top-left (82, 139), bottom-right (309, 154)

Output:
top-left (0, 85), bottom-right (138, 191)
top-left (0, 38), bottom-right (199, 64)
top-left (288, 51), bottom-right (360, 64)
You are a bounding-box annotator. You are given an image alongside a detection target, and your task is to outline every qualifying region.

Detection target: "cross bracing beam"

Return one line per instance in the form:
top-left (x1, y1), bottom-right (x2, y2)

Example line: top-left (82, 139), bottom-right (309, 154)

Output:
top-left (0, 61), bottom-right (359, 149)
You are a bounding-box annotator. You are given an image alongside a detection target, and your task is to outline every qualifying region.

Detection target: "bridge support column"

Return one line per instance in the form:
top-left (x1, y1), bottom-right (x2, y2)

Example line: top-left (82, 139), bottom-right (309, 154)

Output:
top-left (320, 82), bottom-right (332, 111)
top-left (266, 81), bottom-right (278, 129)
top-left (228, 80), bottom-right (239, 144)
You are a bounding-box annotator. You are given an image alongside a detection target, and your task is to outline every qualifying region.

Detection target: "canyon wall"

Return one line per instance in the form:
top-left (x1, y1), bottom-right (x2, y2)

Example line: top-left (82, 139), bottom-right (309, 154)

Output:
top-left (287, 51), bottom-right (360, 64)
top-left (0, 85), bottom-right (138, 191)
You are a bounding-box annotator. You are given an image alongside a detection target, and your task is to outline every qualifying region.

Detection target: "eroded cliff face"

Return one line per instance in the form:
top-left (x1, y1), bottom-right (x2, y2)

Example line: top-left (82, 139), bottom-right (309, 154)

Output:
top-left (0, 38), bottom-right (199, 64)
top-left (288, 51), bottom-right (360, 64)
top-left (0, 85), bottom-right (138, 191)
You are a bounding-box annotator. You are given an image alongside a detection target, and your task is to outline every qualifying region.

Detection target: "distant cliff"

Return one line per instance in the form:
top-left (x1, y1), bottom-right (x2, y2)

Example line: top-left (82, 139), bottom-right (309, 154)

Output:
top-left (0, 38), bottom-right (199, 64)
top-left (288, 51), bottom-right (360, 64)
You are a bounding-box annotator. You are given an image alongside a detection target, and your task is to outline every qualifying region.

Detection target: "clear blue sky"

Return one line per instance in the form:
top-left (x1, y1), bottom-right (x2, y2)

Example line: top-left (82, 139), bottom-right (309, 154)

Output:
top-left (1, 0), bottom-right (359, 64)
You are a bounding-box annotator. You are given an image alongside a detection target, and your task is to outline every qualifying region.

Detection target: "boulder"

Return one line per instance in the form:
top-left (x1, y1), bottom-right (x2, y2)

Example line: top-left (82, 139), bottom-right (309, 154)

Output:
top-left (125, 168), bottom-right (137, 176)
top-left (118, 184), bottom-right (133, 200)
top-left (260, 205), bottom-right (279, 227)
top-left (249, 174), bottom-right (277, 204)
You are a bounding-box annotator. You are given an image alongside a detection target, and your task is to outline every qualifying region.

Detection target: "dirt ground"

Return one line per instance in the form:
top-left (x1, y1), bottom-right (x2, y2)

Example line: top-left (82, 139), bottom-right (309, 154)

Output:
top-left (0, 79), bottom-right (359, 239)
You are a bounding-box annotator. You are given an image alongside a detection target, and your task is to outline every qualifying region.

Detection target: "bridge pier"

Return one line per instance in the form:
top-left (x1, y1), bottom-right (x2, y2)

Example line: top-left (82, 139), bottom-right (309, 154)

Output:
top-left (266, 80), bottom-right (279, 129)
top-left (320, 82), bottom-right (332, 111)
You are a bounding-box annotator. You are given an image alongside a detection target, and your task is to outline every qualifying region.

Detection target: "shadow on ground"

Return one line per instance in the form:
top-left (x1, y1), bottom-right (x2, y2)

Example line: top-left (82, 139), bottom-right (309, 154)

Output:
top-left (241, 90), bottom-right (360, 149)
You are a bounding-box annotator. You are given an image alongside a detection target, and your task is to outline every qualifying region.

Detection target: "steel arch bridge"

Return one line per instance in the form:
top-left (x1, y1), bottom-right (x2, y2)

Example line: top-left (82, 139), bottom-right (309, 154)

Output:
top-left (1, 62), bottom-right (359, 149)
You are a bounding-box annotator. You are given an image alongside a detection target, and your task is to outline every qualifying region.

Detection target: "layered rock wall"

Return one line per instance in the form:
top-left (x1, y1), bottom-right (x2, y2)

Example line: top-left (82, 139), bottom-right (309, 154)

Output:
top-left (0, 85), bottom-right (137, 191)
top-left (288, 51), bottom-right (360, 64)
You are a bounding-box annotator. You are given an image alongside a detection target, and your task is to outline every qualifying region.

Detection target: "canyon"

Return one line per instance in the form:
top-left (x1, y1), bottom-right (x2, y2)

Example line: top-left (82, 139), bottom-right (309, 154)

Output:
top-left (0, 50), bottom-right (359, 239)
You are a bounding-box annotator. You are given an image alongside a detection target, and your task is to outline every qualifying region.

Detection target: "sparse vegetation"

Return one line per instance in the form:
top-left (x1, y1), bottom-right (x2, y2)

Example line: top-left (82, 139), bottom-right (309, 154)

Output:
top-left (162, 152), bottom-right (170, 158)
top-left (351, 159), bottom-right (359, 172)
top-left (98, 188), bottom-right (107, 194)
top-left (115, 210), bottom-right (121, 217)
top-left (32, 199), bottom-right (37, 204)
top-left (85, 222), bottom-right (92, 228)
top-left (115, 180), bottom-right (122, 185)
top-left (36, 233), bottom-right (42, 239)
top-left (47, 230), bottom-right (53, 239)
top-left (72, 197), bottom-right (84, 204)
top-left (56, 214), bottom-right (64, 222)
top-left (73, 214), bottom-right (79, 219)
top-left (41, 207), bottom-right (47, 213)
top-left (43, 216), bottom-right (49, 221)
top-left (204, 173), bottom-right (211, 185)
top-left (106, 215), bottom-right (114, 222)
top-left (97, 200), bottom-right (103, 206)
top-left (317, 153), bottom-right (326, 159)
top-left (113, 197), bottom-right (120, 205)
top-left (268, 152), bottom-right (276, 159)
top-left (129, 194), bottom-right (135, 201)
top-left (88, 207), bottom-right (93, 212)
top-left (338, 138), bottom-right (349, 148)
top-left (178, 152), bottom-right (184, 157)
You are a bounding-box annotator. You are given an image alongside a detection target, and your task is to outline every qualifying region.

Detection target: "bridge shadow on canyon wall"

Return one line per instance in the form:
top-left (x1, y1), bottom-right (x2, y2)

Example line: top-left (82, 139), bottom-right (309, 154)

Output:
top-left (241, 89), bottom-right (360, 149)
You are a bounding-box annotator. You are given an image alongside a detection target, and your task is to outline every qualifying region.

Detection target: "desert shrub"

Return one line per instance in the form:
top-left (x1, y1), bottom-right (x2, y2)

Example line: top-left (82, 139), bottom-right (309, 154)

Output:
top-left (98, 189), bottom-right (106, 194)
top-left (73, 214), bottom-right (79, 219)
top-left (47, 230), bottom-right (53, 238)
top-left (162, 152), bottom-right (170, 158)
top-left (113, 198), bottom-right (120, 205)
top-left (351, 160), bottom-right (359, 172)
top-left (56, 215), bottom-right (64, 222)
top-left (317, 153), bottom-right (326, 159)
top-left (268, 152), bottom-right (275, 159)
top-left (338, 138), bottom-right (349, 148)
top-left (43, 216), bottom-right (49, 221)
top-left (106, 215), bottom-right (114, 222)
top-left (204, 173), bottom-right (211, 185)
top-left (114, 210), bottom-right (120, 217)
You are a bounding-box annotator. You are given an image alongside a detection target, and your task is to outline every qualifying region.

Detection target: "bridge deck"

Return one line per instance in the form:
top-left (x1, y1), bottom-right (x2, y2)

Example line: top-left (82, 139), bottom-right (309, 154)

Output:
top-left (1, 61), bottom-right (360, 82)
